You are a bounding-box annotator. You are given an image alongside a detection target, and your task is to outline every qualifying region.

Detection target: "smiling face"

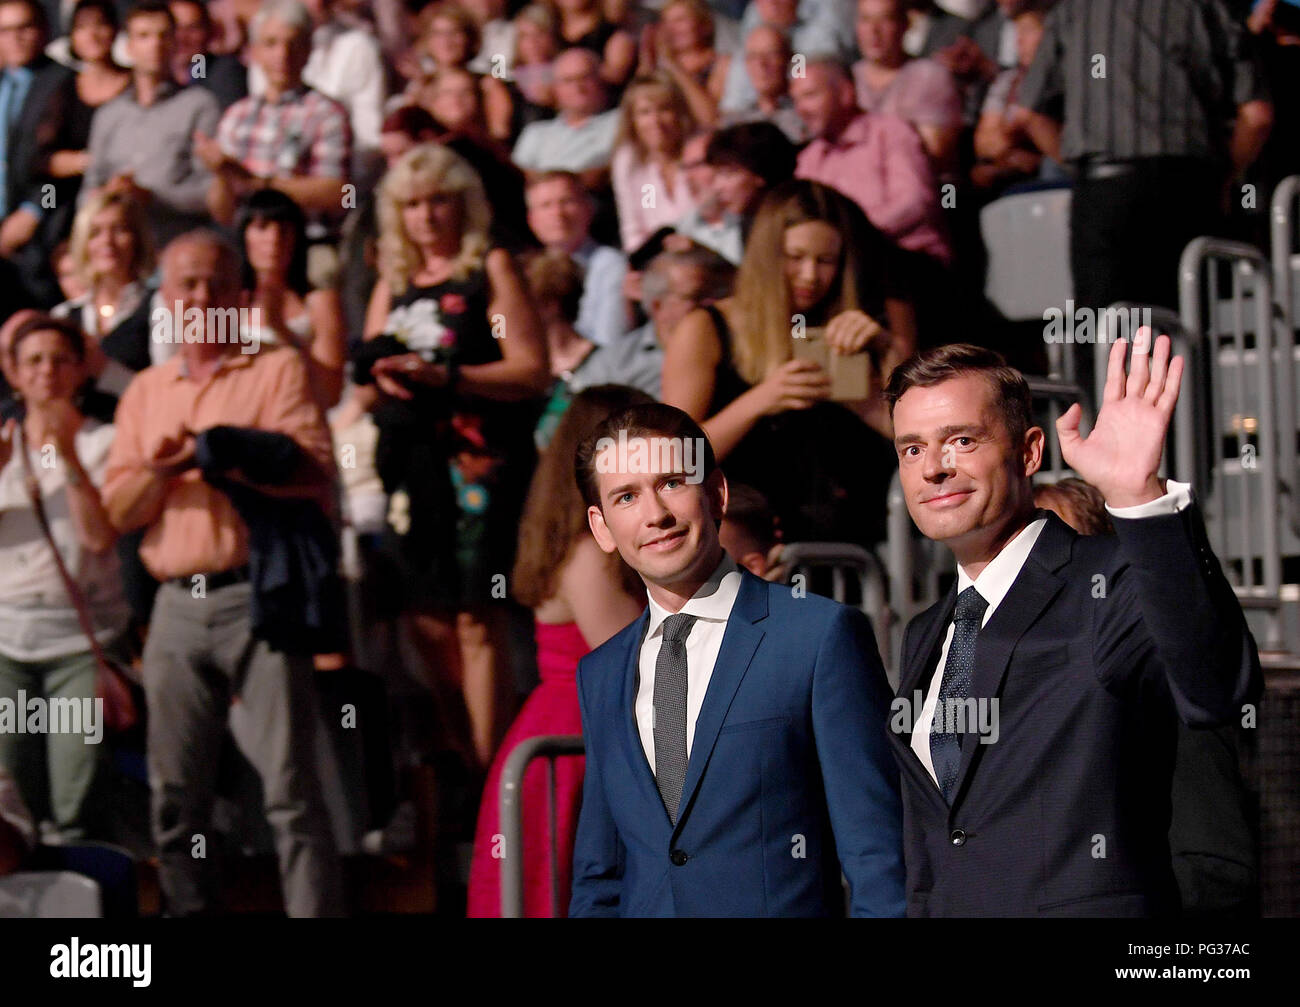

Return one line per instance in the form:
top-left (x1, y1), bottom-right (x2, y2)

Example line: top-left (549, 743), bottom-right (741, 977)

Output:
top-left (893, 373), bottom-right (1043, 565)
top-left (586, 437), bottom-right (727, 594)
top-left (782, 219), bottom-right (840, 313)
top-left (86, 204), bottom-right (137, 282)
top-left (789, 63), bottom-right (852, 140)
top-left (631, 87), bottom-right (681, 154)
top-left (12, 329), bottom-right (83, 406)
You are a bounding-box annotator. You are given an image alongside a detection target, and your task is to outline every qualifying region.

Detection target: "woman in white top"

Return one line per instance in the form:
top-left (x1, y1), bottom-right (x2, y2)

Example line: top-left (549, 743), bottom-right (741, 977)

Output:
top-left (610, 72), bottom-right (698, 252)
top-left (236, 188), bottom-right (347, 410)
top-left (0, 314), bottom-right (126, 843)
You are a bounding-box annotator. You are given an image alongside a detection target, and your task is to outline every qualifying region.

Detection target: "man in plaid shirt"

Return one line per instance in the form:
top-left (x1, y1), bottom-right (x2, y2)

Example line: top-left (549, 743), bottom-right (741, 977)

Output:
top-left (195, 0), bottom-right (350, 229)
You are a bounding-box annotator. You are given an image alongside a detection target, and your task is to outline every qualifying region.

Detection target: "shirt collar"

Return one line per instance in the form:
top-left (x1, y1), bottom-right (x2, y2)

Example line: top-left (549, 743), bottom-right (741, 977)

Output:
top-left (645, 551), bottom-right (744, 639)
top-left (130, 77), bottom-right (179, 104)
top-left (955, 516), bottom-right (1048, 616)
top-left (170, 347), bottom-right (254, 380)
top-left (257, 83), bottom-right (308, 107)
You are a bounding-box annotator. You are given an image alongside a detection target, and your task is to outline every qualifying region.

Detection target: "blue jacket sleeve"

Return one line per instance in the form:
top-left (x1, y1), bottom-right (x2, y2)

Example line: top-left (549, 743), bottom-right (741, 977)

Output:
top-left (812, 606), bottom-right (906, 917)
top-left (568, 655), bottom-right (625, 917)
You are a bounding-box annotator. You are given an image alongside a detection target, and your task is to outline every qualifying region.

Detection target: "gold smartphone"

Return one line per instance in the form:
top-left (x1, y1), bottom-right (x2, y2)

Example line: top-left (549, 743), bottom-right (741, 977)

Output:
top-left (791, 327), bottom-right (873, 401)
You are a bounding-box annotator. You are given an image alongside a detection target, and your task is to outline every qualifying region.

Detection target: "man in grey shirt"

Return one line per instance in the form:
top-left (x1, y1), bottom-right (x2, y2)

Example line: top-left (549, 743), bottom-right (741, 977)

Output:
top-left (82, 0), bottom-right (220, 249)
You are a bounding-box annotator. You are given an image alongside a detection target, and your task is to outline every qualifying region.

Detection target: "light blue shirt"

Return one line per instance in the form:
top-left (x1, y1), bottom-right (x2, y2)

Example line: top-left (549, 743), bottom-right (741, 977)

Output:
top-left (570, 321), bottom-right (663, 398)
top-left (572, 238), bottom-right (628, 347)
top-left (672, 208), bottom-right (744, 265)
top-left (0, 65), bottom-right (35, 219)
top-left (511, 109), bottom-right (620, 173)
top-left (721, 0), bottom-right (856, 113)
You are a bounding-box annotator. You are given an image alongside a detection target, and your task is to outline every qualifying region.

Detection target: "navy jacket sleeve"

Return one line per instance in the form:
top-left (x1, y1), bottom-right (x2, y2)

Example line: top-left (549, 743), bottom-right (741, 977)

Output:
top-left (1097, 501), bottom-right (1261, 726)
top-left (568, 655), bottom-right (626, 917)
top-left (812, 606), bottom-right (906, 917)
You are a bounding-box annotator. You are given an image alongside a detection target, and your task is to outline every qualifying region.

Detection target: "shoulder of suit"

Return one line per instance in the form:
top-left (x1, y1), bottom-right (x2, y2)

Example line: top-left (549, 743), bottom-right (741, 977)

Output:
top-left (762, 576), bottom-right (861, 628)
top-left (577, 613), bottom-right (645, 681)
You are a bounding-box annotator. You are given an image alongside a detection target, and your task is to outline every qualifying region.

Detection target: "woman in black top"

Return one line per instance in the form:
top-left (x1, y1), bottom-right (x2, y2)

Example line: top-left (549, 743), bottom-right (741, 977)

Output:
top-left (662, 180), bottom-right (917, 546)
top-left (360, 142), bottom-right (549, 769)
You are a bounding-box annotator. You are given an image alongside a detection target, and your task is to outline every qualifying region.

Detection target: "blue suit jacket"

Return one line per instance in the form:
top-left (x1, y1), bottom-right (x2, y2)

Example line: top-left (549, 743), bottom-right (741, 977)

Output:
top-left (569, 567), bottom-right (905, 917)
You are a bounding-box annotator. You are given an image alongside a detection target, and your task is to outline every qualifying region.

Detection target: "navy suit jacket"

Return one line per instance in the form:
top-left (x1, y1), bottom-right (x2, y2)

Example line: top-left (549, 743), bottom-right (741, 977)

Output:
top-left (891, 505), bottom-right (1261, 917)
top-left (569, 566), bottom-right (905, 917)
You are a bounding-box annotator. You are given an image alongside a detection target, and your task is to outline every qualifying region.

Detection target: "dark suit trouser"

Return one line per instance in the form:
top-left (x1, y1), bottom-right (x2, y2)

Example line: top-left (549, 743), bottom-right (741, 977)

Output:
top-left (142, 581), bottom-right (344, 917)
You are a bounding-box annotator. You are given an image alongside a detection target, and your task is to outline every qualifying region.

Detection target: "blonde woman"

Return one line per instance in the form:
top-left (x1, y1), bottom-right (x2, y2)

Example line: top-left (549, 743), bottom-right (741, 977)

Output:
top-left (360, 143), bottom-right (549, 769)
top-left (637, 0), bottom-right (729, 127)
top-left (662, 179), bottom-right (915, 546)
top-left (610, 72), bottom-right (697, 251)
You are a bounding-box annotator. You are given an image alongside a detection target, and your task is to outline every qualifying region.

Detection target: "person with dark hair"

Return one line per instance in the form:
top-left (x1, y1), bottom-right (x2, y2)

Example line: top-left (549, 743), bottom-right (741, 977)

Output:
top-left (568, 401), bottom-right (904, 917)
top-left (1033, 475), bottom-right (1112, 536)
top-left (170, 0), bottom-right (248, 109)
top-left (0, 312), bottom-right (125, 844)
top-left (885, 335), bottom-right (1261, 916)
top-left (663, 179), bottom-right (913, 547)
top-left (718, 23), bottom-right (806, 142)
top-left (702, 119), bottom-right (798, 228)
top-left (80, 0), bottom-right (222, 248)
top-left (718, 482), bottom-right (784, 579)
top-left (466, 383), bottom-right (651, 917)
top-left (236, 187), bottom-right (345, 408)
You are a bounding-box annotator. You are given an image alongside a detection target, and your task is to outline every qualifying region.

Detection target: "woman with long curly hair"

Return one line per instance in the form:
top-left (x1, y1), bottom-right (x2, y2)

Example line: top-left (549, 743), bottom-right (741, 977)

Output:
top-left (359, 143), bottom-right (550, 770)
top-left (662, 179), bottom-right (916, 546)
top-left (466, 383), bottom-right (649, 917)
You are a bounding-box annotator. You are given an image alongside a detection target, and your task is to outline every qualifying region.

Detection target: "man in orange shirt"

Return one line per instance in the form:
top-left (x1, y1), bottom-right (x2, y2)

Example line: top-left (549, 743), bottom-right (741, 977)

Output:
top-left (101, 230), bottom-right (343, 916)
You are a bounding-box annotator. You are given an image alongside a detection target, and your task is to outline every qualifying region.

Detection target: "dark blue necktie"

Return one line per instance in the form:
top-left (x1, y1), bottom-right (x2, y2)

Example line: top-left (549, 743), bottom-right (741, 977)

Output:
top-left (931, 587), bottom-right (987, 803)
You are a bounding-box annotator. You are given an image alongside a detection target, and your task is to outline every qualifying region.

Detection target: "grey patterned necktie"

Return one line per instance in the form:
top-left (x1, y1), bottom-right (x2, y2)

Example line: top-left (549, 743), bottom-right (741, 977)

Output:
top-left (931, 587), bottom-right (988, 803)
top-left (653, 613), bottom-right (697, 824)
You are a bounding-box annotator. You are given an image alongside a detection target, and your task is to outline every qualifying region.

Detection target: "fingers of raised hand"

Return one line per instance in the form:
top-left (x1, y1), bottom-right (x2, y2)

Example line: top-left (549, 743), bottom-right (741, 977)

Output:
top-left (1104, 336), bottom-right (1128, 403)
top-left (1125, 326), bottom-right (1153, 398)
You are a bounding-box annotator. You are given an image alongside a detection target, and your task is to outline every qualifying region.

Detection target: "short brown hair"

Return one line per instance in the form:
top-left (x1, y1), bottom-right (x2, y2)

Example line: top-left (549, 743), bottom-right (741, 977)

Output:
top-left (520, 248), bottom-right (584, 323)
top-left (575, 402), bottom-right (717, 510)
top-left (884, 343), bottom-right (1033, 444)
top-left (1035, 478), bottom-right (1114, 536)
top-left (9, 313), bottom-right (87, 363)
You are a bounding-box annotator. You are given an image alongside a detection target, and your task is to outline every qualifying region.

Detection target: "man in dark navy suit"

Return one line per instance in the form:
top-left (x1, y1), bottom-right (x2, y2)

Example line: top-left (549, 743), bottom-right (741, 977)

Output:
top-left (568, 403), bottom-right (904, 917)
top-left (885, 336), bottom-right (1260, 917)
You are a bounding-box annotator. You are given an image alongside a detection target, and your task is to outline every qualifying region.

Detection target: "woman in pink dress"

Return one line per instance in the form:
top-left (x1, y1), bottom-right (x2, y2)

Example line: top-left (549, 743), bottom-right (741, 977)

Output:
top-left (466, 385), bottom-right (650, 917)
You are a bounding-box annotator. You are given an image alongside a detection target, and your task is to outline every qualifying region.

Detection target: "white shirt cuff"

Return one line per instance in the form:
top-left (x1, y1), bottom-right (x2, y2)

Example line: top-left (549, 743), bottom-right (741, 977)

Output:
top-left (1105, 479), bottom-right (1192, 518)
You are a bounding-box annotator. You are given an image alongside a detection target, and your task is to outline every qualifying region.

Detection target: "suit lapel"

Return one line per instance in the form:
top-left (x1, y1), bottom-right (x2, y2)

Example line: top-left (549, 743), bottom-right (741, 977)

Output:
top-left (949, 513), bottom-right (1074, 806)
top-left (619, 608), bottom-right (666, 820)
top-left (673, 571), bottom-right (767, 832)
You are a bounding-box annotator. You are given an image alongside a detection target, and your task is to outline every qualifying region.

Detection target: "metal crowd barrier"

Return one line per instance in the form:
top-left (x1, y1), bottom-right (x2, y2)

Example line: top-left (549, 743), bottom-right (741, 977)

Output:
top-left (499, 734), bottom-right (585, 918)
top-left (1270, 175), bottom-right (1300, 535)
top-left (780, 542), bottom-right (894, 686)
top-left (1179, 237), bottom-right (1283, 649)
top-left (1025, 375), bottom-right (1089, 480)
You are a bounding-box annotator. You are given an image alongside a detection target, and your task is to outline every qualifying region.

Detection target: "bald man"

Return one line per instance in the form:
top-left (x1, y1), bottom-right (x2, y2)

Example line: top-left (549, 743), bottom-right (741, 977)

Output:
top-left (101, 231), bottom-right (344, 917)
top-left (511, 47), bottom-right (620, 191)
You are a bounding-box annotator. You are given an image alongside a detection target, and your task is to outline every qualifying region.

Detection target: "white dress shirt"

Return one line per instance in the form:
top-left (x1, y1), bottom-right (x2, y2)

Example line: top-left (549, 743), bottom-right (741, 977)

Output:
top-left (911, 481), bottom-right (1193, 784)
top-left (636, 553), bottom-right (744, 773)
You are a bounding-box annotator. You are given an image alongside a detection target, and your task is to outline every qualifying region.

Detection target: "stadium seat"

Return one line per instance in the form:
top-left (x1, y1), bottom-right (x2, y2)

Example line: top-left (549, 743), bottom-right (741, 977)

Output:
top-left (0, 871), bottom-right (101, 918)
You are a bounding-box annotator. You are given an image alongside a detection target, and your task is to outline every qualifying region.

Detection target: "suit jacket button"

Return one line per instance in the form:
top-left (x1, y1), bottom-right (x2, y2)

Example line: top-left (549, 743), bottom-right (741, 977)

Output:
top-left (950, 829), bottom-right (966, 847)
top-left (670, 849), bottom-right (688, 866)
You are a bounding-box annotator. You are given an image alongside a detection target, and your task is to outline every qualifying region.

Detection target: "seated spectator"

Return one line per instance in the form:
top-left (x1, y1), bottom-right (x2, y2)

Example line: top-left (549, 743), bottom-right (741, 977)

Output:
top-left (578, 244), bottom-right (734, 397)
top-left (171, 0), bottom-right (248, 109)
top-left (422, 65), bottom-right (497, 152)
top-left (237, 188), bottom-right (345, 409)
top-left (466, 383), bottom-right (650, 917)
top-left (408, 1), bottom-right (512, 142)
top-left (636, 0), bottom-right (730, 127)
top-left (720, 0), bottom-right (857, 116)
top-left (793, 56), bottom-right (952, 266)
top-left (0, 0), bottom-right (81, 307)
top-left (101, 230), bottom-right (344, 916)
top-left (972, 2), bottom-right (1060, 191)
top-left (359, 143), bottom-right (548, 768)
top-left (551, 0), bottom-right (635, 87)
top-left (0, 314), bottom-right (126, 844)
top-left (853, 0), bottom-right (963, 173)
top-left (718, 482), bottom-right (785, 579)
top-left (0, 763), bottom-right (35, 874)
top-left (508, 2), bottom-right (560, 125)
top-left (511, 46), bottom-right (619, 190)
top-left (719, 23), bottom-right (807, 142)
top-left (197, 0), bottom-right (351, 229)
top-left (662, 179), bottom-right (912, 546)
top-left (522, 248), bottom-right (596, 447)
top-left (702, 119), bottom-right (799, 246)
top-left (610, 71), bottom-right (697, 252)
top-left (525, 170), bottom-right (628, 346)
top-left (81, 0), bottom-right (222, 250)
top-left (669, 128), bottom-right (743, 263)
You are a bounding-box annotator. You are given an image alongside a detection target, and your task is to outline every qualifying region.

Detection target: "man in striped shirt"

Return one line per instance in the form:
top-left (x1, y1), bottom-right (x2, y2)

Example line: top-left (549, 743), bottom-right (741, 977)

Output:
top-left (1015, 0), bottom-right (1273, 314)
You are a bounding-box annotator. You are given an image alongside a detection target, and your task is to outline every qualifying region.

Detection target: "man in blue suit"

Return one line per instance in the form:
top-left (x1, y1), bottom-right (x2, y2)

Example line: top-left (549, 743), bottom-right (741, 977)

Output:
top-left (568, 403), bottom-right (904, 917)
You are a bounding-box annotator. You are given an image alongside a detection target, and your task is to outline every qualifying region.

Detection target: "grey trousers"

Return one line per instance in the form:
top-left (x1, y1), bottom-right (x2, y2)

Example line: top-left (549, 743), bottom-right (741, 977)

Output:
top-left (143, 580), bottom-right (344, 917)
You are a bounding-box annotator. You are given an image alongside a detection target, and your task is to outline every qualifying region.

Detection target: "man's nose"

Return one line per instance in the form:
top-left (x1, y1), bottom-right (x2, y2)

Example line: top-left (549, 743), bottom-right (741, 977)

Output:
top-left (921, 445), bottom-right (951, 481)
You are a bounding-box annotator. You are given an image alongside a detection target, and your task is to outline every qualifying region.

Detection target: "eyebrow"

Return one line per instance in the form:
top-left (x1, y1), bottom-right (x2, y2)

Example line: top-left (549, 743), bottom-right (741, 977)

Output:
top-left (894, 424), bottom-right (988, 448)
top-left (603, 473), bottom-right (688, 502)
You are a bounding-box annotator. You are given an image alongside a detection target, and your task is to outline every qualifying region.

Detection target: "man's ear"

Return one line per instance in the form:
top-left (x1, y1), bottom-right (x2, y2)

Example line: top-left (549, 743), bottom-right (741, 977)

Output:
top-left (1022, 425), bottom-right (1046, 478)
top-left (707, 468), bottom-right (728, 525)
top-left (586, 503), bottom-right (618, 555)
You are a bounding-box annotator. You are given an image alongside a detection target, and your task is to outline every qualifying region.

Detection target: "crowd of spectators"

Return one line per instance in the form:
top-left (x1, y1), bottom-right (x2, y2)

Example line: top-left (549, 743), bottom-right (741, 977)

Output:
top-left (0, 0), bottom-right (1288, 916)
